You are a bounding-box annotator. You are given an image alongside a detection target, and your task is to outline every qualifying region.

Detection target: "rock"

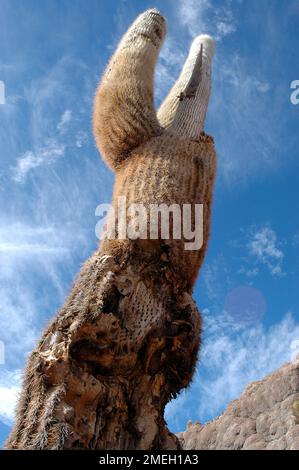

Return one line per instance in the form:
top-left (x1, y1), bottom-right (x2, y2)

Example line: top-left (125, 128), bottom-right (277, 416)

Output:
top-left (178, 358), bottom-right (299, 450)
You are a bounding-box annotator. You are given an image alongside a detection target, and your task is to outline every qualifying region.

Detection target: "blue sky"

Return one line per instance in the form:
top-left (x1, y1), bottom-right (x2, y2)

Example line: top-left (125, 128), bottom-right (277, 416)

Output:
top-left (0, 0), bottom-right (299, 446)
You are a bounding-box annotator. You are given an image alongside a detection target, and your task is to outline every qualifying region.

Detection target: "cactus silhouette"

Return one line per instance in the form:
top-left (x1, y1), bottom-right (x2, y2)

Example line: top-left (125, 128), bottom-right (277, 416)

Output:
top-left (6, 9), bottom-right (216, 450)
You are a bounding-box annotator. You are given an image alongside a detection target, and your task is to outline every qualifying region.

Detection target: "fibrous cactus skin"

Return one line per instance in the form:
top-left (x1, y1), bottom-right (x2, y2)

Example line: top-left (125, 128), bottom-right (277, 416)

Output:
top-left (6, 9), bottom-right (216, 450)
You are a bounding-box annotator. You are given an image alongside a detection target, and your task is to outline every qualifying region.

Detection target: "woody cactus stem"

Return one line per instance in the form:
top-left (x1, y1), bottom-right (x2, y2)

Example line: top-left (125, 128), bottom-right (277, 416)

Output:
top-left (6, 9), bottom-right (216, 450)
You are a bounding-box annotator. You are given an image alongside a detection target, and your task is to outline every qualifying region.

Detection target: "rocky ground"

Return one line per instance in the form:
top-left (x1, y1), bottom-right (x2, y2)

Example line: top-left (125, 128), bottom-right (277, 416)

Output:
top-left (178, 357), bottom-right (299, 450)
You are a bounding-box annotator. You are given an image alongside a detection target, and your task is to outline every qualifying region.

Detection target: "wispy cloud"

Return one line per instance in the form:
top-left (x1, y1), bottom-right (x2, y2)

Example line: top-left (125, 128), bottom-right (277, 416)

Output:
top-left (221, 58), bottom-right (271, 93)
top-left (11, 140), bottom-right (65, 184)
top-left (0, 223), bottom-right (72, 256)
top-left (178, 0), bottom-right (237, 41)
top-left (0, 370), bottom-right (21, 426)
top-left (292, 231), bottom-right (299, 247)
top-left (0, 222), bottom-right (89, 364)
top-left (75, 130), bottom-right (88, 148)
top-left (8, 57), bottom-right (93, 185)
top-left (247, 225), bottom-right (285, 277)
top-left (197, 310), bottom-right (299, 419)
top-left (57, 109), bottom-right (72, 134)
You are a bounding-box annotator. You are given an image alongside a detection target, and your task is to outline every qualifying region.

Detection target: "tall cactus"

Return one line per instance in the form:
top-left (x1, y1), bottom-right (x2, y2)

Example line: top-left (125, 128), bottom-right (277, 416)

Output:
top-left (6, 9), bottom-right (216, 450)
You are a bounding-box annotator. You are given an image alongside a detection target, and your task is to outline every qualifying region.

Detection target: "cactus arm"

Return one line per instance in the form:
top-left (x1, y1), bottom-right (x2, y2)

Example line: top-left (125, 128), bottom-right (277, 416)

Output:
top-left (93, 9), bottom-right (166, 170)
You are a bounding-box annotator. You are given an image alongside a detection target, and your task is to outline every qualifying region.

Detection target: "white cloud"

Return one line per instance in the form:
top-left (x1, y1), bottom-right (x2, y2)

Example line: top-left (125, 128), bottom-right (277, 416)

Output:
top-left (57, 109), bottom-right (72, 134)
top-left (254, 79), bottom-right (270, 93)
top-left (75, 130), bottom-right (88, 148)
top-left (0, 222), bottom-right (88, 365)
top-left (179, 0), bottom-right (210, 35)
top-left (24, 56), bottom-right (91, 147)
top-left (0, 242), bottom-right (68, 255)
top-left (178, 0), bottom-right (237, 41)
top-left (11, 139), bottom-right (65, 184)
top-left (292, 231), bottom-right (299, 247)
top-left (10, 62), bottom-right (92, 184)
top-left (0, 370), bottom-right (21, 425)
top-left (247, 225), bottom-right (284, 277)
top-left (215, 20), bottom-right (235, 39)
top-left (7, 55), bottom-right (94, 186)
top-left (198, 310), bottom-right (299, 418)
top-left (238, 266), bottom-right (259, 278)
top-left (0, 223), bottom-right (72, 257)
